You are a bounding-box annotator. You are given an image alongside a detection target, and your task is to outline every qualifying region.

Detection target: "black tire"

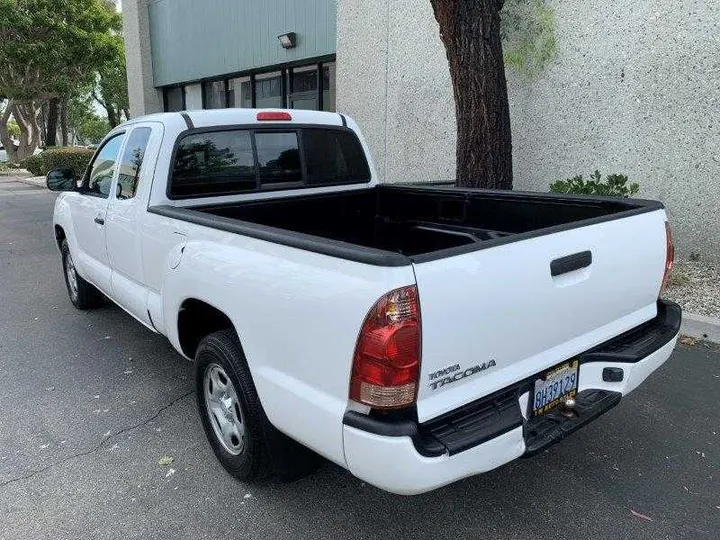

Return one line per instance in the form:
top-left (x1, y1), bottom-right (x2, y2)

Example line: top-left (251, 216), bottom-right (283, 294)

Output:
top-left (195, 329), bottom-right (272, 482)
top-left (195, 329), bottom-right (324, 483)
top-left (60, 240), bottom-right (104, 310)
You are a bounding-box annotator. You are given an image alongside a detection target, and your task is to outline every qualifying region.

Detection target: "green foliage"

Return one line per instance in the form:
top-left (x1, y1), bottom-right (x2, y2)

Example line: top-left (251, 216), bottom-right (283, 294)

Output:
top-left (76, 115), bottom-right (110, 144)
top-left (22, 146), bottom-right (95, 177)
top-left (21, 153), bottom-right (45, 175)
top-left (501, 0), bottom-right (557, 79)
top-left (7, 119), bottom-right (20, 139)
top-left (549, 170), bottom-right (640, 198)
top-left (67, 96), bottom-right (110, 145)
top-left (0, 0), bottom-right (122, 100)
top-left (94, 33), bottom-right (129, 127)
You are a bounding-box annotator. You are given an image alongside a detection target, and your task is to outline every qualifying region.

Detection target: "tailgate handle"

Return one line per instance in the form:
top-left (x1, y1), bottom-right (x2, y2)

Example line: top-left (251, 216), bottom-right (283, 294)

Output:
top-left (551, 251), bottom-right (592, 276)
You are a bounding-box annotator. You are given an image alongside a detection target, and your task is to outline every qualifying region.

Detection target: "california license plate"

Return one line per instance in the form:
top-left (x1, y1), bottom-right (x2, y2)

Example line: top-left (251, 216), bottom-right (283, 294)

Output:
top-left (532, 360), bottom-right (579, 416)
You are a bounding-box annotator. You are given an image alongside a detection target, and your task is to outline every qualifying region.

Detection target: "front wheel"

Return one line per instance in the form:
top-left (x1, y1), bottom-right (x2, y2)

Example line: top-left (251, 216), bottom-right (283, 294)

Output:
top-left (60, 240), bottom-right (104, 310)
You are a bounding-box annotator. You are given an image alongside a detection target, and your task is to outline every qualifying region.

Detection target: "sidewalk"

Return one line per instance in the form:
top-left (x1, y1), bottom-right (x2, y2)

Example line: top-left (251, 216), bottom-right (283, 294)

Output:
top-left (15, 175), bottom-right (46, 187)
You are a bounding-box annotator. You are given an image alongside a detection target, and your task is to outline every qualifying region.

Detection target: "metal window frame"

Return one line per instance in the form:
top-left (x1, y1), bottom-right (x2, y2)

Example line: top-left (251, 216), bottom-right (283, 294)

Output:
top-left (159, 54), bottom-right (336, 112)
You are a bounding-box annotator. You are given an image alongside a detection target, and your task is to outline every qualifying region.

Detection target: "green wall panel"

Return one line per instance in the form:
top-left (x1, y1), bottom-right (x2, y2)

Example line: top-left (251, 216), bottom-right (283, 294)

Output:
top-left (149, 0), bottom-right (336, 86)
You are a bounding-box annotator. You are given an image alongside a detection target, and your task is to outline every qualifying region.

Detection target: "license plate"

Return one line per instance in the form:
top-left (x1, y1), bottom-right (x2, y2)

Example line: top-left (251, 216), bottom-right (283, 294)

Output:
top-left (532, 360), bottom-right (579, 416)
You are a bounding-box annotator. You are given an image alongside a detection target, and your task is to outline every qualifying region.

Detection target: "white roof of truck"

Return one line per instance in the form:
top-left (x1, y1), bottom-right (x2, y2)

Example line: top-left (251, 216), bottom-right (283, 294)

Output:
top-left (124, 108), bottom-right (346, 130)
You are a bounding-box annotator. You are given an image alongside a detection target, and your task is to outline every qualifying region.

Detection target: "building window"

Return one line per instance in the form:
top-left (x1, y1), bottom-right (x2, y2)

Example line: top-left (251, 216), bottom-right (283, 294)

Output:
top-left (255, 72), bottom-right (283, 108)
top-left (184, 83), bottom-right (203, 110)
top-left (288, 66), bottom-right (318, 110)
top-left (229, 77), bottom-right (252, 108)
top-left (165, 87), bottom-right (184, 112)
top-left (161, 57), bottom-right (336, 113)
top-left (322, 63), bottom-right (336, 112)
top-left (204, 80), bottom-right (227, 109)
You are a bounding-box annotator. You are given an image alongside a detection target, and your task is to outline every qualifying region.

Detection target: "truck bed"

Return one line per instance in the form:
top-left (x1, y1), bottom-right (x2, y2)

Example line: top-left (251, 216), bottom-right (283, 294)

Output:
top-left (167, 185), bottom-right (660, 262)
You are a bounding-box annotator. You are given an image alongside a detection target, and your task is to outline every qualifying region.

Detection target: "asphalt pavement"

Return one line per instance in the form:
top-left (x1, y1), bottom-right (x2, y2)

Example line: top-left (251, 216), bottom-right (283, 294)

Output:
top-left (0, 176), bottom-right (717, 540)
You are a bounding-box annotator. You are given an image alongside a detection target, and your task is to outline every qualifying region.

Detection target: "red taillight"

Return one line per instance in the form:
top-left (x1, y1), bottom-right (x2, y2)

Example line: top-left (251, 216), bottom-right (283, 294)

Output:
top-left (661, 222), bottom-right (675, 291)
top-left (256, 111), bottom-right (292, 121)
top-left (350, 286), bottom-right (421, 409)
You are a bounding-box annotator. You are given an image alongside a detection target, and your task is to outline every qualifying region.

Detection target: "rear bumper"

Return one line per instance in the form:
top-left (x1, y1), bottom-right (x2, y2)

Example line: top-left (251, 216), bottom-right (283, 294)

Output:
top-left (342, 300), bottom-right (681, 495)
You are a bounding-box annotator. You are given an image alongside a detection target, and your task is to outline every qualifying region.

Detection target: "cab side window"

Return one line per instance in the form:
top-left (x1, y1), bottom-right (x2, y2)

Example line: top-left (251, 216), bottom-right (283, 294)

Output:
top-left (85, 134), bottom-right (125, 198)
top-left (116, 127), bottom-right (151, 200)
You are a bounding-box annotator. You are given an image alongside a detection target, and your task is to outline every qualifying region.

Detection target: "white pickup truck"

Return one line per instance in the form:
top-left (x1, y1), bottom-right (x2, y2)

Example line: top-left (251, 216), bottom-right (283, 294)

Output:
top-left (48, 109), bottom-right (681, 494)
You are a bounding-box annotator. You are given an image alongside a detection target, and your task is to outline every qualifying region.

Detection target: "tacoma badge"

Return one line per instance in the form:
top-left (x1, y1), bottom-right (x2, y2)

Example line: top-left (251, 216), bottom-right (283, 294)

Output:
top-left (429, 360), bottom-right (497, 390)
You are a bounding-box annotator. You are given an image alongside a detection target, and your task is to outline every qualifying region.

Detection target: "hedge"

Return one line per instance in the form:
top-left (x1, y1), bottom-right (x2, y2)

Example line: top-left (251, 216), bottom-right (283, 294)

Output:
top-left (23, 147), bottom-right (95, 178)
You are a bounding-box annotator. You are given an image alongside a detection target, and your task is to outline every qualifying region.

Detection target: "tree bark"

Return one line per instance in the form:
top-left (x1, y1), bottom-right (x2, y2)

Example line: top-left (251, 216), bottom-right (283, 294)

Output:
top-left (93, 88), bottom-right (119, 128)
top-left (38, 101), bottom-right (47, 147)
top-left (60, 99), bottom-right (69, 146)
top-left (46, 97), bottom-right (59, 147)
top-left (430, 0), bottom-right (513, 189)
top-left (8, 102), bottom-right (40, 162)
top-left (0, 103), bottom-right (16, 162)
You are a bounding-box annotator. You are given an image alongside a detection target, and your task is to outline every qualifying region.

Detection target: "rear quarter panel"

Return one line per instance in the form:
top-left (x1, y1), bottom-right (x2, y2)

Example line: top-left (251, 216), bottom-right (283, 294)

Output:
top-left (157, 221), bottom-right (416, 466)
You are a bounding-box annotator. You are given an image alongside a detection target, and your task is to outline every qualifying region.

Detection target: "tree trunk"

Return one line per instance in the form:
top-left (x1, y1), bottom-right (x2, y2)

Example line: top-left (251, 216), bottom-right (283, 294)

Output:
top-left (38, 101), bottom-right (47, 147)
top-left (9, 102), bottom-right (40, 162)
top-left (60, 99), bottom-right (69, 146)
top-left (46, 97), bottom-right (59, 147)
top-left (0, 103), bottom-right (16, 162)
top-left (430, 0), bottom-right (513, 189)
top-left (106, 105), bottom-right (119, 129)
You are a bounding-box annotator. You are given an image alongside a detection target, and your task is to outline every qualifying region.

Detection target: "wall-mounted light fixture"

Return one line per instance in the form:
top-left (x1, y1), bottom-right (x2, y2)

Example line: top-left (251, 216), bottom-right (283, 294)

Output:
top-left (277, 32), bottom-right (297, 49)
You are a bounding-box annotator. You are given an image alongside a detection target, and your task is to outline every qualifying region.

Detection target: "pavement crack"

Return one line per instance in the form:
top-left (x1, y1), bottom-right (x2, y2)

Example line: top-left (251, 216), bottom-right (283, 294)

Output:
top-left (0, 391), bottom-right (193, 489)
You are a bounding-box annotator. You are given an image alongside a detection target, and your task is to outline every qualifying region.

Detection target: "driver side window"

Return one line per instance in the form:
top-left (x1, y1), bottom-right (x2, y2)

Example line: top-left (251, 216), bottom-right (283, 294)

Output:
top-left (85, 134), bottom-right (125, 198)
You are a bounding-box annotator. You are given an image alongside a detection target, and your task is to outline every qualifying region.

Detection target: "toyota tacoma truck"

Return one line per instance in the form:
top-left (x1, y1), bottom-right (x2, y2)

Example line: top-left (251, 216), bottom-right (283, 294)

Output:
top-left (48, 109), bottom-right (681, 494)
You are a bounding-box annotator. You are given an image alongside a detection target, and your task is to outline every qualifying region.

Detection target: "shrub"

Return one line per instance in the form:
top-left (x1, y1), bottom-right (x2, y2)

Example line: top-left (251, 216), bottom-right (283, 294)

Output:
top-left (549, 170), bottom-right (640, 198)
top-left (22, 147), bottom-right (95, 178)
top-left (22, 153), bottom-right (45, 176)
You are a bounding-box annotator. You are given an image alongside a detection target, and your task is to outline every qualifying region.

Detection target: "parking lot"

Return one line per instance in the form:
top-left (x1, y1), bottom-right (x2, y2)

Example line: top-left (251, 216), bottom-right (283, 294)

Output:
top-left (0, 176), bottom-right (718, 540)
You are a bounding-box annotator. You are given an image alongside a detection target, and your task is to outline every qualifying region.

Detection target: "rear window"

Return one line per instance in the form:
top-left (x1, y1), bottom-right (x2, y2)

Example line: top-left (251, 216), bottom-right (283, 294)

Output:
top-left (169, 127), bottom-right (370, 199)
top-left (302, 130), bottom-right (370, 186)
top-left (256, 132), bottom-right (302, 185)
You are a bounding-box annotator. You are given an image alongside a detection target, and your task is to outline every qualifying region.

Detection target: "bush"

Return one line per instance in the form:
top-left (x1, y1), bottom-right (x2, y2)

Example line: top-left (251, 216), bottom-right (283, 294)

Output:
top-left (22, 153), bottom-right (45, 176)
top-left (22, 147), bottom-right (95, 178)
top-left (549, 170), bottom-right (639, 198)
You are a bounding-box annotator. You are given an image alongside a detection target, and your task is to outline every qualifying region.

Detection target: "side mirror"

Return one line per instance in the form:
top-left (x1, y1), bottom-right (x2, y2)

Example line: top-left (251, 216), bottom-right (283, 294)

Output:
top-left (46, 168), bottom-right (77, 192)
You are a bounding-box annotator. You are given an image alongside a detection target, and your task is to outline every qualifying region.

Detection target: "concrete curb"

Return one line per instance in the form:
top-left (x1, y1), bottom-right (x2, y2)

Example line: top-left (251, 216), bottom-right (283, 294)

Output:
top-left (681, 312), bottom-right (720, 343)
top-left (0, 168), bottom-right (32, 178)
top-left (14, 175), bottom-right (46, 188)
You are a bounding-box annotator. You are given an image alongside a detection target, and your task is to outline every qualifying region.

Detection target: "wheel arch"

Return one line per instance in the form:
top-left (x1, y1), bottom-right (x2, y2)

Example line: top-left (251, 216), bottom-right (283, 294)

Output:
top-left (177, 298), bottom-right (236, 359)
top-left (54, 224), bottom-right (66, 251)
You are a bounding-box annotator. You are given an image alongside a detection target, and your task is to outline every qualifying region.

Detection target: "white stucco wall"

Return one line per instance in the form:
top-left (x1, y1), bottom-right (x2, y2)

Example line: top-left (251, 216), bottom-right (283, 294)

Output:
top-left (337, 0), bottom-right (720, 261)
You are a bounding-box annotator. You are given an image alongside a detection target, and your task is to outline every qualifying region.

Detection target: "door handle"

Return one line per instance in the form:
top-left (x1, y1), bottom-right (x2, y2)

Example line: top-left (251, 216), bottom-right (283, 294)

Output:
top-left (551, 251), bottom-right (592, 277)
top-left (94, 216), bottom-right (105, 226)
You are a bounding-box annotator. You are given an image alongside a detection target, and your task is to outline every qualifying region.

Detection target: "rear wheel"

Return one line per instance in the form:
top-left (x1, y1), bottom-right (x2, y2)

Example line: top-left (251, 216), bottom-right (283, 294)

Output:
top-left (194, 329), bottom-right (324, 482)
top-left (195, 329), bottom-right (272, 481)
top-left (61, 240), bottom-right (104, 310)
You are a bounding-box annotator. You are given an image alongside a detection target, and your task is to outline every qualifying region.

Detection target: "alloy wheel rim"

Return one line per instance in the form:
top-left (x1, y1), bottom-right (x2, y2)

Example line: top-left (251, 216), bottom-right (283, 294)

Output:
top-left (203, 363), bottom-right (246, 456)
top-left (65, 252), bottom-right (79, 301)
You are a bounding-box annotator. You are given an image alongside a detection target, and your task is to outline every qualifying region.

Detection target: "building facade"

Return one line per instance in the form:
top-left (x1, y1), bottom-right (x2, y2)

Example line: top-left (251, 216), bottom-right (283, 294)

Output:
top-left (124, 0), bottom-right (720, 260)
top-left (124, 0), bottom-right (336, 117)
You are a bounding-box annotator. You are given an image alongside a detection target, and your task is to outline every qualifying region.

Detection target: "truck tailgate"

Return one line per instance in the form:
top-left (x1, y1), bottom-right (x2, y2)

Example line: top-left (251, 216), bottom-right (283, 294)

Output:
top-left (412, 209), bottom-right (668, 422)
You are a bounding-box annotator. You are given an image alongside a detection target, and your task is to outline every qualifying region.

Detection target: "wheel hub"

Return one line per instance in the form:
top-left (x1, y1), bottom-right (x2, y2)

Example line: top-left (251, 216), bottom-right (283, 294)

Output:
top-left (203, 363), bottom-right (246, 455)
